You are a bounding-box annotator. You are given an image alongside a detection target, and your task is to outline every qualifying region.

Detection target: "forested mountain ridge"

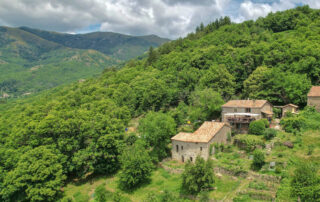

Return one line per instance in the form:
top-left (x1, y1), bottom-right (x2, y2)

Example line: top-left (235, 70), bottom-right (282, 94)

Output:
top-left (1, 6), bottom-right (320, 201)
top-left (19, 26), bottom-right (170, 60)
top-left (0, 26), bottom-right (168, 97)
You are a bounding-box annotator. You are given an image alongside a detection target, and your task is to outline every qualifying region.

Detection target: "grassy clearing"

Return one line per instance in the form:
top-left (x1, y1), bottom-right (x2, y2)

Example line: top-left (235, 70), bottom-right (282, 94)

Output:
top-left (63, 168), bottom-right (182, 202)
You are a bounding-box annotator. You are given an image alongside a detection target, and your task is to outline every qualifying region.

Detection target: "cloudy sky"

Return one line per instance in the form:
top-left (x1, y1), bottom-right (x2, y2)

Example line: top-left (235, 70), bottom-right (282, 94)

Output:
top-left (0, 0), bottom-right (319, 39)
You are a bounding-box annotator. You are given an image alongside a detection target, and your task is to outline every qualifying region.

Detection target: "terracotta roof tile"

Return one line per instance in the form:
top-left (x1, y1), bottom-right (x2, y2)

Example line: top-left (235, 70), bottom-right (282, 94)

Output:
top-left (308, 86), bottom-right (320, 97)
top-left (222, 100), bottom-right (268, 108)
top-left (171, 122), bottom-right (228, 143)
top-left (283, 104), bottom-right (298, 108)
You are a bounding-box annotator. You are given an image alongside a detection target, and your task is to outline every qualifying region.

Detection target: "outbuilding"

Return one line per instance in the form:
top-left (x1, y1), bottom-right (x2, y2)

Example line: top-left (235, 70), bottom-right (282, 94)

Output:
top-left (281, 104), bottom-right (298, 117)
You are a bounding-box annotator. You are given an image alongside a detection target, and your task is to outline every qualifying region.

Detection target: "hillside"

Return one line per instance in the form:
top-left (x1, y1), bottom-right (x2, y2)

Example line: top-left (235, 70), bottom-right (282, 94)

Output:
top-left (0, 6), bottom-right (320, 202)
top-left (19, 27), bottom-right (170, 61)
top-left (0, 26), bottom-right (168, 97)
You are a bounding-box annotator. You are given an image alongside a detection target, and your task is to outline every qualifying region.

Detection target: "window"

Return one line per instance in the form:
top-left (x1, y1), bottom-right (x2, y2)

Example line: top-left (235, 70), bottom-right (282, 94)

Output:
top-left (190, 157), bottom-right (193, 162)
top-left (200, 147), bottom-right (202, 151)
top-left (182, 155), bottom-right (184, 162)
top-left (246, 108), bottom-right (251, 113)
top-left (176, 145), bottom-right (179, 152)
top-left (234, 108), bottom-right (237, 112)
top-left (181, 146), bottom-right (183, 150)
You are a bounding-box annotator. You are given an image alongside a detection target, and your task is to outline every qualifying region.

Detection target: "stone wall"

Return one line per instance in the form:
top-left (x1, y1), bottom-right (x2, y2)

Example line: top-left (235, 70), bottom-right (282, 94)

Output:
top-left (261, 102), bottom-right (273, 113)
top-left (308, 96), bottom-right (320, 112)
top-left (171, 140), bottom-right (208, 162)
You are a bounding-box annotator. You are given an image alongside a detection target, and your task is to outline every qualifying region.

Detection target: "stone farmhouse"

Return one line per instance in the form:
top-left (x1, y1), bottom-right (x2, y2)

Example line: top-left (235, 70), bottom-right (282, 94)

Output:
top-left (171, 122), bottom-right (231, 162)
top-left (221, 100), bottom-right (273, 133)
top-left (308, 86), bottom-right (320, 112)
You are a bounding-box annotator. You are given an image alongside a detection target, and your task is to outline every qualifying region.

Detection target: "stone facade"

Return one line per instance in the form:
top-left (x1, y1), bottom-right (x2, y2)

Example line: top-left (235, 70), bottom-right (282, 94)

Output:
top-left (307, 86), bottom-right (320, 112)
top-left (282, 104), bottom-right (298, 117)
top-left (171, 124), bottom-right (231, 162)
top-left (221, 100), bottom-right (273, 133)
top-left (308, 97), bottom-right (320, 112)
top-left (221, 102), bottom-right (273, 121)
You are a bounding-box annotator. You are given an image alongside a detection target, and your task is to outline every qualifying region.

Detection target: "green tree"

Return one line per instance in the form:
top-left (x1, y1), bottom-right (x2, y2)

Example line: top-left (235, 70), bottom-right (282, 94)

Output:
top-left (291, 163), bottom-right (320, 201)
top-left (118, 142), bottom-right (153, 190)
top-left (72, 134), bottom-right (121, 178)
top-left (188, 88), bottom-right (224, 123)
top-left (181, 157), bottom-right (214, 194)
top-left (1, 146), bottom-right (66, 201)
top-left (139, 112), bottom-right (176, 161)
top-left (249, 120), bottom-right (266, 135)
top-left (251, 150), bottom-right (265, 171)
top-left (146, 46), bottom-right (158, 65)
top-left (199, 64), bottom-right (235, 99)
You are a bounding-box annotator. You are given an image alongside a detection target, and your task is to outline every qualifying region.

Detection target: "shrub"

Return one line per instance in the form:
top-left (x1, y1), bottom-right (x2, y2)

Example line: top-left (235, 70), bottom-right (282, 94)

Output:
top-left (307, 145), bottom-right (315, 155)
top-left (159, 190), bottom-right (180, 201)
top-left (125, 133), bottom-right (137, 146)
top-left (118, 143), bottom-right (153, 190)
top-left (261, 118), bottom-right (270, 128)
top-left (227, 132), bottom-right (232, 142)
top-left (280, 116), bottom-right (306, 133)
top-left (251, 150), bottom-right (265, 171)
top-left (234, 135), bottom-right (265, 152)
top-left (263, 128), bottom-right (277, 140)
top-left (275, 166), bottom-right (282, 174)
top-left (249, 120), bottom-right (266, 135)
top-left (273, 107), bottom-right (281, 118)
top-left (94, 183), bottom-right (112, 202)
top-left (181, 157), bottom-right (214, 194)
top-left (291, 163), bottom-right (320, 201)
top-left (112, 192), bottom-right (130, 202)
top-left (199, 191), bottom-right (210, 202)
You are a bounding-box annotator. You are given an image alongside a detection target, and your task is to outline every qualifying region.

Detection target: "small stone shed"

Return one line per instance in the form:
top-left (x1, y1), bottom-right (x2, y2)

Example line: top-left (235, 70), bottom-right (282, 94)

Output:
top-left (171, 121), bottom-right (231, 162)
top-left (308, 86), bottom-right (320, 112)
top-left (281, 104), bottom-right (298, 117)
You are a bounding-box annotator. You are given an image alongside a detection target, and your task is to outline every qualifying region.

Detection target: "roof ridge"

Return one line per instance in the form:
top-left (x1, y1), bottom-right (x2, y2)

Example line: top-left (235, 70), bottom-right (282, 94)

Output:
top-left (171, 121), bottom-right (226, 143)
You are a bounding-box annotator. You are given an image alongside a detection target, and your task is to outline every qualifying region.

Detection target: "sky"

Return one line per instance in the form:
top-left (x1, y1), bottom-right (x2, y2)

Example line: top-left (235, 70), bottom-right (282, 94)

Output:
top-left (0, 0), bottom-right (319, 39)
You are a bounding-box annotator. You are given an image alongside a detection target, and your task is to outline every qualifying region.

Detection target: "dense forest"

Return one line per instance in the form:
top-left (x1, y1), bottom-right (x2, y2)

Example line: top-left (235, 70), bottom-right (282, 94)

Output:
top-left (0, 6), bottom-right (320, 201)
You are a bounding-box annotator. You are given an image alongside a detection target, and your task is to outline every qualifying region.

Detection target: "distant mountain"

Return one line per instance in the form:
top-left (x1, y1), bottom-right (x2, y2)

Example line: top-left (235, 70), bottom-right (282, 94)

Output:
top-left (0, 26), bottom-right (169, 97)
top-left (19, 27), bottom-right (170, 61)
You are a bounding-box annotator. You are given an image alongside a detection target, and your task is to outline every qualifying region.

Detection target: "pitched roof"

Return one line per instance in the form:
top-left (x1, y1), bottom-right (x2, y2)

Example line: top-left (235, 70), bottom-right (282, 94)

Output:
top-left (171, 122), bottom-right (228, 143)
top-left (222, 100), bottom-right (268, 108)
top-left (308, 86), bottom-right (320, 97)
top-left (261, 110), bottom-right (273, 115)
top-left (282, 104), bottom-right (298, 108)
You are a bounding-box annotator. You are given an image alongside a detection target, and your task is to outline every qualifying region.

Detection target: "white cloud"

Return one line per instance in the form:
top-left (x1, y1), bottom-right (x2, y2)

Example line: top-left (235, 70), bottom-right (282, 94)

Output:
top-left (235, 0), bottom-right (320, 22)
top-left (0, 0), bottom-right (319, 38)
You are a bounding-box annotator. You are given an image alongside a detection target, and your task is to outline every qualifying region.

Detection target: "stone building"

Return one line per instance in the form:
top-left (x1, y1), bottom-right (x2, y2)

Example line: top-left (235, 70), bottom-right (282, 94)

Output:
top-left (221, 100), bottom-right (273, 133)
top-left (171, 121), bottom-right (231, 162)
top-left (281, 104), bottom-right (298, 117)
top-left (307, 86), bottom-right (320, 112)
